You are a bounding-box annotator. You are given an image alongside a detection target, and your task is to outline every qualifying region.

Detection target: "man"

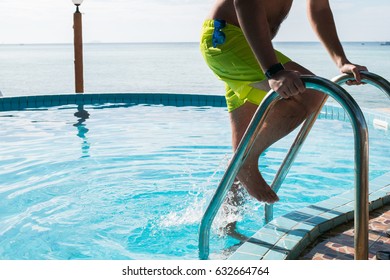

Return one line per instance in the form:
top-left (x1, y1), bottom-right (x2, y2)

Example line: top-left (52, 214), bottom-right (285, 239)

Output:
top-left (200, 0), bottom-right (367, 206)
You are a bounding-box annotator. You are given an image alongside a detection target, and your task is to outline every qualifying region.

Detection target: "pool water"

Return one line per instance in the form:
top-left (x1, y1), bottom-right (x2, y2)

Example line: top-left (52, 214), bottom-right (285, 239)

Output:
top-left (0, 104), bottom-right (389, 259)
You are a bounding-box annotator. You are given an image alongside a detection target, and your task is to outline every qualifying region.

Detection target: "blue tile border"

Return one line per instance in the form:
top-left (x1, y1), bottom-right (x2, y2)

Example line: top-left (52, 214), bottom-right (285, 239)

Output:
top-left (0, 93), bottom-right (228, 111)
top-left (1, 93), bottom-right (389, 127)
top-left (319, 103), bottom-right (390, 130)
top-left (1, 94), bottom-right (389, 127)
top-left (228, 172), bottom-right (390, 260)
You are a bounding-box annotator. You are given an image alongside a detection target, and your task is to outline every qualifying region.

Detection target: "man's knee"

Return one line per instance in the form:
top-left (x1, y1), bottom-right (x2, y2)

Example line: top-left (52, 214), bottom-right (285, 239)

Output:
top-left (295, 90), bottom-right (326, 115)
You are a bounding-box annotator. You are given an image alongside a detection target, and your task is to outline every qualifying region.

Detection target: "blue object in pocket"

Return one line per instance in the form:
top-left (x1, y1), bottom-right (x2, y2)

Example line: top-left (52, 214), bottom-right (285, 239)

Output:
top-left (212, 19), bottom-right (226, 48)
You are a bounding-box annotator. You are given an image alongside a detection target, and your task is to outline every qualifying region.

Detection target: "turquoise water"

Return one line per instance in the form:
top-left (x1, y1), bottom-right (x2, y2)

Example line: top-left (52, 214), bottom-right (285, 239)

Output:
top-left (0, 104), bottom-right (389, 260)
top-left (0, 42), bottom-right (389, 109)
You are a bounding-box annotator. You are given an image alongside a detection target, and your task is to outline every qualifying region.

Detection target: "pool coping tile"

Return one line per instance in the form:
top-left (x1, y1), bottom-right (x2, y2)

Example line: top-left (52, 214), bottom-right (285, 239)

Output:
top-left (228, 251), bottom-right (262, 260)
top-left (0, 93), bottom-right (229, 111)
top-left (1, 93), bottom-right (389, 120)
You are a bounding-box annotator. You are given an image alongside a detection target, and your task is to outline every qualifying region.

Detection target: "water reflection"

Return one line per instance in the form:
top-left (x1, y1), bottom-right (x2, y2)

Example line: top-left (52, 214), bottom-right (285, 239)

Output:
top-left (73, 104), bottom-right (90, 158)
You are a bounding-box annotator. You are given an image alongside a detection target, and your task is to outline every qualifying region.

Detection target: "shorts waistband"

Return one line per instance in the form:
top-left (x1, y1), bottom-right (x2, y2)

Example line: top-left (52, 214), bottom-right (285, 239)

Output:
top-left (202, 19), bottom-right (242, 32)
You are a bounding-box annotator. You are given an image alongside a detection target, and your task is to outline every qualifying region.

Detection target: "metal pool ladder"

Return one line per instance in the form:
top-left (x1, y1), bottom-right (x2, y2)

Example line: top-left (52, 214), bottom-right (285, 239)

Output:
top-left (199, 72), bottom-right (390, 260)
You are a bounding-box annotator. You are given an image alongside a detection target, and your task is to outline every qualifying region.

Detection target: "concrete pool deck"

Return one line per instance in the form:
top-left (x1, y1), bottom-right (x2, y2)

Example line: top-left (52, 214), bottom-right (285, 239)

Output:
top-left (299, 203), bottom-right (390, 260)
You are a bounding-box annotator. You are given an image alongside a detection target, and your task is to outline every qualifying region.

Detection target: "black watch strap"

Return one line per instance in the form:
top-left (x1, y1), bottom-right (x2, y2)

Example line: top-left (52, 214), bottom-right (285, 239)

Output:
top-left (265, 63), bottom-right (285, 79)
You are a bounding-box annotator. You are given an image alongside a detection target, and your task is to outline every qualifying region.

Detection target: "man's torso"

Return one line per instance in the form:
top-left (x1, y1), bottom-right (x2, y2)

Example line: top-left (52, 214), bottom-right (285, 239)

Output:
top-left (208, 0), bottom-right (293, 38)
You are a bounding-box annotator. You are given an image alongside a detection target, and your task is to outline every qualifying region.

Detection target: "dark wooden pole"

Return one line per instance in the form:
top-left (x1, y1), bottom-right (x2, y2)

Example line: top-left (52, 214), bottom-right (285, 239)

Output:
top-left (73, 5), bottom-right (84, 93)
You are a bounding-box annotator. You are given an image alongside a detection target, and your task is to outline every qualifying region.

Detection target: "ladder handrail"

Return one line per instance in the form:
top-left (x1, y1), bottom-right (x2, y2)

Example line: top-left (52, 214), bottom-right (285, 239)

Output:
top-left (332, 71), bottom-right (390, 98)
top-left (198, 75), bottom-right (369, 260)
top-left (264, 71), bottom-right (390, 223)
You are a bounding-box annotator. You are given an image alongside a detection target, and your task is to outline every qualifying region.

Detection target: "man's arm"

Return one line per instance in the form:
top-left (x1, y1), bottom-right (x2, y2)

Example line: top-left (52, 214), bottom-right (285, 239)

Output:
top-left (233, 0), bottom-right (278, 71)
top-left (234, 0), bottom-right (305, 98)
top-left (307, 0), bottom-right (367, 83)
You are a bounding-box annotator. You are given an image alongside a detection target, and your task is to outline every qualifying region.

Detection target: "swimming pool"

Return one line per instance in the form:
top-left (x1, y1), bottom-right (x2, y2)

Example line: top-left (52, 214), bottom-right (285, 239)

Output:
top-left (0, 95), bottom-right (389, 260)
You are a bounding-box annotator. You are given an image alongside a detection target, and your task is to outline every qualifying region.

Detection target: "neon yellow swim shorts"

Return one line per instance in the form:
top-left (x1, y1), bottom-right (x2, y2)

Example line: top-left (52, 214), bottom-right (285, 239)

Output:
top-left (200, 19), bottom-right (291, 112)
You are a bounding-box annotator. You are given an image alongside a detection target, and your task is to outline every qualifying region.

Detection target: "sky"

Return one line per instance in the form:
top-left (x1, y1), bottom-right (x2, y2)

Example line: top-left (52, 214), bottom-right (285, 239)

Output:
top-left (0, 0), bottom-right (389, 44)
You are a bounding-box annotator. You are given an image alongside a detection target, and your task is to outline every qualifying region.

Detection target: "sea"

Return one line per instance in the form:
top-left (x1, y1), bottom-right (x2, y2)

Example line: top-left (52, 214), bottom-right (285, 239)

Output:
top-left (0, 42), bottom-right (389, 109)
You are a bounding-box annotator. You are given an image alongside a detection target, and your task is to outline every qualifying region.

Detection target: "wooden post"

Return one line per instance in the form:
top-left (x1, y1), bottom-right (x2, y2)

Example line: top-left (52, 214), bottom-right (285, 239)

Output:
top-left (73, 6), bottom-right (84, 93)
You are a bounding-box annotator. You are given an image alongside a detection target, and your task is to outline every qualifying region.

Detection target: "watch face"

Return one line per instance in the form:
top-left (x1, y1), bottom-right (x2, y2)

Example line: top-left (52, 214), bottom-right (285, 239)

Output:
top-left (266, 63), bottom-right (284, 78)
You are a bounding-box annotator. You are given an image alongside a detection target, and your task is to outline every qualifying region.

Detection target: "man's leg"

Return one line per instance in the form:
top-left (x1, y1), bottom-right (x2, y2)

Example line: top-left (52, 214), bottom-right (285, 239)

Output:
top-left (230, 61), bottom-right (326, 203)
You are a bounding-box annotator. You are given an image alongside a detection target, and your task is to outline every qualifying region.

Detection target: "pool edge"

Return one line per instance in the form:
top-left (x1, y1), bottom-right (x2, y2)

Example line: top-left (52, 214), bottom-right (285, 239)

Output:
top-left (228, 172), bottom-right (390, 260)
top-left (0, 93), bottom-right (227, 111)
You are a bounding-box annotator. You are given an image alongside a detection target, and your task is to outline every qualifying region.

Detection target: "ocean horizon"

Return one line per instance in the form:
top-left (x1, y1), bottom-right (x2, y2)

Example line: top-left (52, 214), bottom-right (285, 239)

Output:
top-left (1, 41), bottom-right (389, 109)
top-left (1, 40), bottom-right (388, 45)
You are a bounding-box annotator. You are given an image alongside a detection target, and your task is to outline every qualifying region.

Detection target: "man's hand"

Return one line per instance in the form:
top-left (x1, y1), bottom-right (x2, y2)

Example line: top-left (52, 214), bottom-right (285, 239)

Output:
top-left (268, 70), bottom-right (306, 98)
top-left (339, 63), bottom-right (368, 85)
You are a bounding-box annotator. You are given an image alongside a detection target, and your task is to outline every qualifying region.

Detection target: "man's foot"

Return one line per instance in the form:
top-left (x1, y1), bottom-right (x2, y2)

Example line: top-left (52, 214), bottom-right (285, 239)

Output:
top-left (237, 164), bottom-right (279, 204)
top-left (225, 221), bottom-right (249, 242)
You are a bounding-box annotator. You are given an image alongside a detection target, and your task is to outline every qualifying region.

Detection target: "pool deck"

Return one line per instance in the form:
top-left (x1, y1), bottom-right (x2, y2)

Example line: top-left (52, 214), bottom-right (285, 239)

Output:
top-left (299, 204), bottom-right (390, 260)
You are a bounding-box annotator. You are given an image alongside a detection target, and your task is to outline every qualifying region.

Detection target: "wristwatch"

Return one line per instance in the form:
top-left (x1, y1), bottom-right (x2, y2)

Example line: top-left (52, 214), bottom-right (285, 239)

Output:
top-left (265, 63), bottom-right (285, 79)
